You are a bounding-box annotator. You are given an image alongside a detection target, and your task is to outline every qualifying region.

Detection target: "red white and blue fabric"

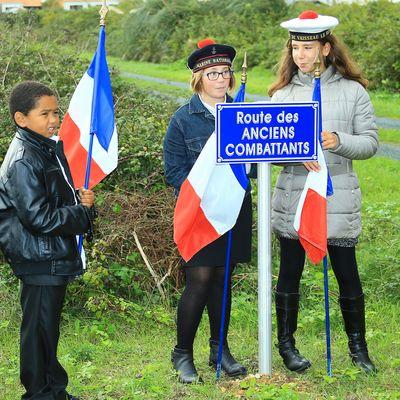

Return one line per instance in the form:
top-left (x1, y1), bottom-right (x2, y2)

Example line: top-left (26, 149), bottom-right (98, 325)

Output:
top-left (293, 140), bottom-right (329, 264)
top-left (174, 132), bottom-right (248, 262)
top-left (59, 26), bottom-right (117, 189)
top-left (293, 76), bottom-right (333, 265)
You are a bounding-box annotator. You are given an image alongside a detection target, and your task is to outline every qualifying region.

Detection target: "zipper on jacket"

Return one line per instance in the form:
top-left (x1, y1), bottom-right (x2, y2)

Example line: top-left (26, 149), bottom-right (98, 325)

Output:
top-left (44, 237), bottom-right (50, 252)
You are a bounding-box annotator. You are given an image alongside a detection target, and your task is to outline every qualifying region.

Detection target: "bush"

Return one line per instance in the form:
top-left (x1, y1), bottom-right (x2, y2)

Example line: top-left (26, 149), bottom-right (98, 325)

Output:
top-left (2, 1), bottom-right (399, 90)
top-left (120, 0), bottom-right (288, 67)
top-left (118, 0), bottom-right (399, 91)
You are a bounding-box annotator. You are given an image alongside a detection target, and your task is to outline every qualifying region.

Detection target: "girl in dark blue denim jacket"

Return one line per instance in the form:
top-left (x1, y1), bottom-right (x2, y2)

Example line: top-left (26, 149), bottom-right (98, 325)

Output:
top-left (163, 39), bottom-right (252, 383)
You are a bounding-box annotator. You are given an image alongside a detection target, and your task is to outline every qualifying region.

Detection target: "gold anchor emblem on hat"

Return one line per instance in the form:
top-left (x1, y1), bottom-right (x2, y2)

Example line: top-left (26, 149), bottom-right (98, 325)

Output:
top-left (211, 46), bottom-right (217, 55)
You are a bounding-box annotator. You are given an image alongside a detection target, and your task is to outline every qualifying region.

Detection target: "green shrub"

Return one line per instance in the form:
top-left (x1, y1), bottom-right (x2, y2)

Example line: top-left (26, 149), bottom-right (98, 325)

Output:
top-left (117, 0), bottom-right (400, 91)
top-left (2, 1), bottom-right (399, 90)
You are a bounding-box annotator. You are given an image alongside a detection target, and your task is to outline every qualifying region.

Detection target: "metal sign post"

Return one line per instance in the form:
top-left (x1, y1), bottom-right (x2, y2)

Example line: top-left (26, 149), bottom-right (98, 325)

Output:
top-left (215, 102), bottom-right (318, 375)
top-left (257, 162), bottom-right (272, 374)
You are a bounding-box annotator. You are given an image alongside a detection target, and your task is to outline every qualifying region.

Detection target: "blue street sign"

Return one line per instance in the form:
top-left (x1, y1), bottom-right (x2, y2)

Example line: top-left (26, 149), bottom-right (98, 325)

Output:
top-left (216, 102), bottom-right (319, 163)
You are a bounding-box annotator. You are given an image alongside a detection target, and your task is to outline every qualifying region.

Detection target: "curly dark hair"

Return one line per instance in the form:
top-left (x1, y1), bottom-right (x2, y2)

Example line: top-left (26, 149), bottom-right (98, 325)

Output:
top-left (9, 81), bottom-right (56, 118)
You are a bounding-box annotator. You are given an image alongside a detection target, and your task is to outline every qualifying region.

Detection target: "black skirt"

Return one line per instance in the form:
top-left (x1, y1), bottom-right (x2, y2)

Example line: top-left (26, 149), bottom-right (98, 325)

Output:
top-left (183, 192), bottom-right (253, 267)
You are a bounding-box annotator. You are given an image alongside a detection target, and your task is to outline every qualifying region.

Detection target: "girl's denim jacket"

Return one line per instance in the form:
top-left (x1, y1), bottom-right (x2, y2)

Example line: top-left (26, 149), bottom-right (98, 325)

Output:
top-left (163, 93), bottom-right (233, 194)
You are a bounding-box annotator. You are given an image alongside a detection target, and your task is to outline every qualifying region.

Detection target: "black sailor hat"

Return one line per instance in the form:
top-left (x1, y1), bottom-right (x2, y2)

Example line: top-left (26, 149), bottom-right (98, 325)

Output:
top-left (187, 38), bottom-right (236, 72)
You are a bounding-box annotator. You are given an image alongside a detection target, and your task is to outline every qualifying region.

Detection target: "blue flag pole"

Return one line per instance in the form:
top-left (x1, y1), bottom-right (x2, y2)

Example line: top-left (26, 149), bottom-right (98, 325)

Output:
top-left (216, 230), bottom-right (233, 380)
top-left (216, 53), bottom-right (247, 380)
top-left (313, 55), bottom-right (333, 376)
top-left (323, 255), bottom-right (332, 376)
top-left (78, 133), bottom-right (95, 252)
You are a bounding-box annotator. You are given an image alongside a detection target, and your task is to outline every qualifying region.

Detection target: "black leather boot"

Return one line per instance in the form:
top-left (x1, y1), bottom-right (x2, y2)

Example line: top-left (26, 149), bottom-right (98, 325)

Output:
top-left (209, 339), bottom-right (247, 377)
top-left (171, 347), bottom-right (203, 384)
top-left (275, 292), bottom-right (311, 372)
top-left (339, 294), bottom-right (377, 374)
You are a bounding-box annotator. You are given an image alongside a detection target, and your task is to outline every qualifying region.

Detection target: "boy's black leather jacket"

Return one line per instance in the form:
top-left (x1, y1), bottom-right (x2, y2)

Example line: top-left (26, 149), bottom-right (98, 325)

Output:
top-left (0, 127), bottom-right (94, 277)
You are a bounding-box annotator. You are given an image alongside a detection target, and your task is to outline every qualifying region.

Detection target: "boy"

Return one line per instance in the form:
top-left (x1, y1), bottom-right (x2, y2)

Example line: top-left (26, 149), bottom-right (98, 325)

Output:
top-left (0, 81), bottom-right (96, 400)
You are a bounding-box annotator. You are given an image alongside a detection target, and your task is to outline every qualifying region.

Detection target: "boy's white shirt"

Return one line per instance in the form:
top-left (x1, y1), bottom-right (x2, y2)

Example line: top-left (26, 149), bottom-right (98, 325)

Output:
top-left (50, 135), bottom-right (86, 269)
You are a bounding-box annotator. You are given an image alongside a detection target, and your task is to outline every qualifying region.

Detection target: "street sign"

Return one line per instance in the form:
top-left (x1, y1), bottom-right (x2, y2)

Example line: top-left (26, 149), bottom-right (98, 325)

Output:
top-left (216, 102), bottom-right (319, 164)
top-left (215, 101), bottom-right (320, 375)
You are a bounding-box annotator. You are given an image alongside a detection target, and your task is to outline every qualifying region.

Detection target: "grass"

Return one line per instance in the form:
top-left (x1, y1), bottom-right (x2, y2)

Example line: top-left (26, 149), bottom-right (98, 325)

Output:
top-left (119, 76), bottom-right (191, 99)
top-left (379, 129), bottom-right (400, 145)
top-left (354, 156), bottom-right (400, 204)
top-left (1, 285), bottom-right (399, 399)
top-left (106, 57), bottom-right (399, 120)
top-left (1, 157), bottom-right (399, 399)
top-left (370, 92), bottom-right (400, 120)
top-left (108, 57), bottom-right (276, 98)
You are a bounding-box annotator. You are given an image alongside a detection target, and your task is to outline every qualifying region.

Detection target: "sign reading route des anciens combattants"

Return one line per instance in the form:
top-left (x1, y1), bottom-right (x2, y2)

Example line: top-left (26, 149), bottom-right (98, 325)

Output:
top-left (216, 102), bottom-right (319, 164)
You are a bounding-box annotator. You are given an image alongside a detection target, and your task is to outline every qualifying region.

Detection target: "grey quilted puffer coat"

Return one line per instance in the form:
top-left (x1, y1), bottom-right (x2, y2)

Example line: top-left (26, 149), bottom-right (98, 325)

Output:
top-left (271, 66), bottom-right (378, 240)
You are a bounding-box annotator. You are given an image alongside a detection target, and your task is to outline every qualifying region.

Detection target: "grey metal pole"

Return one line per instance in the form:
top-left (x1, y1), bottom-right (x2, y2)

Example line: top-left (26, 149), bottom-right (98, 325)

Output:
top-left (257, 162), bottom-right (272, 374)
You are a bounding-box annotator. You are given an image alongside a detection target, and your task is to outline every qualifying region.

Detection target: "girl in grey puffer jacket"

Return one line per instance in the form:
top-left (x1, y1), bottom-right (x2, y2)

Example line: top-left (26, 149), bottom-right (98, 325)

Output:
top-left (269, 10), bottom-right (378, 375)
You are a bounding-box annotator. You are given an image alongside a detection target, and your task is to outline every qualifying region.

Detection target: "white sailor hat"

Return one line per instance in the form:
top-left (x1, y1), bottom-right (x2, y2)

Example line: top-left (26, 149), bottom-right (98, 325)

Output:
top-left (281, 10), bottom-right (339, 41)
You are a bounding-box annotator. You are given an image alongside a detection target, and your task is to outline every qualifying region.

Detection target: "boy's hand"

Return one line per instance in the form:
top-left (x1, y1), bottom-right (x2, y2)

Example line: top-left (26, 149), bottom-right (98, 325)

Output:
top-left (79, 188), bottom-right (95, 208)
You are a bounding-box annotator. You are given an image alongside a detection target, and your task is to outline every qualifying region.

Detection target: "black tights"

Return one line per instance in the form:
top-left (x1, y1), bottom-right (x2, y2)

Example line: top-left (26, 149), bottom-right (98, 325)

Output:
top-left (277, 237), bottom-right (363, 298)
top-left (176, 266), bottom-right (232, 351)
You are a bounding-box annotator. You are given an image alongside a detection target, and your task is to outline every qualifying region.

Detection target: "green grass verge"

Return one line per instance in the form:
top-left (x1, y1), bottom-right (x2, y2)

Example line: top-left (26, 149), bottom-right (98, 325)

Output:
top-left (108, 57), bottom-right (275, 98)
top-left (1, 286), bottom-right (399, 400)
top-left (354, 156), bottom-right (400, 204)
top-left (120, 76), bottom-right (191, 99)
top-left (370, 92), bottom-right (400, 119)
top-left (379, 129), bottom-right (400, 145)
top-left (107, 57), bottom-right (399, 120)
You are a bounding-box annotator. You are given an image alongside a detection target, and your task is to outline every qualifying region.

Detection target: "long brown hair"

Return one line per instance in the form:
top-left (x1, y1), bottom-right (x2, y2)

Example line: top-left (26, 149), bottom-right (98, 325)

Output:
top-left (268, 34), bottom-right (368, 97)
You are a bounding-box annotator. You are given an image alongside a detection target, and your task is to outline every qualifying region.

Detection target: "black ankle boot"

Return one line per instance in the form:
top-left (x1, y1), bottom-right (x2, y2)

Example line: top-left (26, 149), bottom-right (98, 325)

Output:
top-left (339, 295), bottom-right (377, 374)
top-left (275, 292), bottom-right (311, 372)
top-left (171, 347), bottom-right (203, 384)
top-left (209, 339), bottom-right (247, 377)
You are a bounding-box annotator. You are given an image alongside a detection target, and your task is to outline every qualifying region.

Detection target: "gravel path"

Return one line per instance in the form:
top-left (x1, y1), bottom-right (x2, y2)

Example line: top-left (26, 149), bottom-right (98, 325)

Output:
top-left (377, 143), bottom-right (400, 160)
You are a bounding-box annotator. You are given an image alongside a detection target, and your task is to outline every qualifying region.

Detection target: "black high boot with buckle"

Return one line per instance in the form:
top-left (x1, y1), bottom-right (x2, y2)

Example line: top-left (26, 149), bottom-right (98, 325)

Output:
top-left (209, 339), bottom-right (247, 377)
top-left (339, 294), bottom-right (377, 374)
top-left (275, 292), bottom-right (311, 372)
top-left (171, 347), bottom-right (203, 384)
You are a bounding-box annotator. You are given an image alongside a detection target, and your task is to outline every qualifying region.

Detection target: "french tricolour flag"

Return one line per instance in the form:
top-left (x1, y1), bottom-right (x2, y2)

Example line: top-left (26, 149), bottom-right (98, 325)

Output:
top-left (59, 26), bottom-right (117, 189)
top-left (293, 76), bottom-right (333, 265)
top-left (293, 140), bottom-right (328, 264)
top-left (174, 132), bottom-right (248, 262)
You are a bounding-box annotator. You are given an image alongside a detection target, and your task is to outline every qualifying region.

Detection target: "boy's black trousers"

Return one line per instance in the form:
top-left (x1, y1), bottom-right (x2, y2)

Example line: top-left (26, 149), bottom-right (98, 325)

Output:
top-left (20, 283), bottom-right (69, 400)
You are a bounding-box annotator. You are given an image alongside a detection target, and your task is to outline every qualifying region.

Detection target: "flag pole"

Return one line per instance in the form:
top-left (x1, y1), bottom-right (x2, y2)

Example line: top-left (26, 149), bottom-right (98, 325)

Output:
top-left (323, 255), bottom-right (332, 376)
top-left (216, 229), bottom-right (232, 380)
top-left (314, 53), bottom-right (333, 377)
top-left (216, 53), bottom-right (248, 380)
top-left (83, 0), bottom-right (109, 191)
top-left (78, 0), bottom-right (109, 252)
